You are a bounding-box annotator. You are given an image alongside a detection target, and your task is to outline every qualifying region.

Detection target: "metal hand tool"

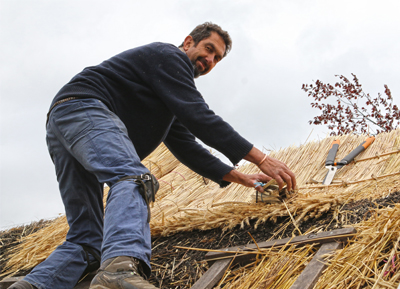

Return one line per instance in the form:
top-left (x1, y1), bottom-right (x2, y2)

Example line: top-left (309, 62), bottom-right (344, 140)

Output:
top-left (254, 180), bottom-right (290, 203)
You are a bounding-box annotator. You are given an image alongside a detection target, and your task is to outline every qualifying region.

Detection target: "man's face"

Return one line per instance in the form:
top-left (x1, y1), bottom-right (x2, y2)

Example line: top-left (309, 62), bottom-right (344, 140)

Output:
top-left (182, 32), bottom-right (226, 78)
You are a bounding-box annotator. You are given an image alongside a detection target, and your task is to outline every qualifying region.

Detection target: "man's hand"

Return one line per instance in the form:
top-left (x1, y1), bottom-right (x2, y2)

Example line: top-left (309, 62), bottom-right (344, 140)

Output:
top-left (243, 147), bottom-right (296, 191)
top-left (222, 169), bottom-right (273, 193)
top-left (257, 155), bottom-right (296, 191)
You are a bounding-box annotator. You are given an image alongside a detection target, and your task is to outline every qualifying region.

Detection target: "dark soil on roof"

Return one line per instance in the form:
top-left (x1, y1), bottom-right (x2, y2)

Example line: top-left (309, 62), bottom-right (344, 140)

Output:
top-left (1, 191), bottom-right (399, 288)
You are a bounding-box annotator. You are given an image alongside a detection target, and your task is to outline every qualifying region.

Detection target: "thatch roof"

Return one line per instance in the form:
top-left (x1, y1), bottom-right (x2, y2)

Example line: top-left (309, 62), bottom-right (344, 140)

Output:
top-left (1, 128), bottom-right (399, 288)
top-left (208, 203), bottom-right (400, 288)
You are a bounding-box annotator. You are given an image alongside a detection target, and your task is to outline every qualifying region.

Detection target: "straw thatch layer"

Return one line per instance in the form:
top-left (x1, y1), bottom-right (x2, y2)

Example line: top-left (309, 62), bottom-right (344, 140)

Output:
top-left (316, 204), bottom-right (400, 288)
top-left (1, 129), bottom-right (399, 279)
top-left (219, 244), bottom-right (317, 288)
top-left (215, 203), bottom-right (400, 289)
top-left (151, 128), bottom-right (400, 236)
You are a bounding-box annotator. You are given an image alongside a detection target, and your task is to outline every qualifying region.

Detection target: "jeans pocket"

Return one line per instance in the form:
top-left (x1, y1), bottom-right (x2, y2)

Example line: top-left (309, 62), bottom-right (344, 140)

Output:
top-left (52, 100), bottom-right (94, 146)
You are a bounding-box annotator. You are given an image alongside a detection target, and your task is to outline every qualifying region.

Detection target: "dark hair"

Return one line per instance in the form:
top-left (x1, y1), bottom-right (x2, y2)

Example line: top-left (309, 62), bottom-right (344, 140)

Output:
top-left (180, 22), bottom-right (232, 57)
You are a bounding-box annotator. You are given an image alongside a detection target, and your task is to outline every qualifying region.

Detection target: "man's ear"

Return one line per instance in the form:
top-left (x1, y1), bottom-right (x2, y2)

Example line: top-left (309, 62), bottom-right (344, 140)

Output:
top-left (182, 35), bottom-right (194, 52)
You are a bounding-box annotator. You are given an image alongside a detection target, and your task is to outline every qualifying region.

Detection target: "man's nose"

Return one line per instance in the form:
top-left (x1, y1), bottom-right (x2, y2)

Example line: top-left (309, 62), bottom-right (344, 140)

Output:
top-left (205, 54), bottom-right (216, 66)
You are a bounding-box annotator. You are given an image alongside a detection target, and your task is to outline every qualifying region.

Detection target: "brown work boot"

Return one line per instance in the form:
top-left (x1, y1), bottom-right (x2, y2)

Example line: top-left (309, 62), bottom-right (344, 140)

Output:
top-left (89, 256), bottom-right (158, 289)
top-left (8, 280), bottom-right (37, 289)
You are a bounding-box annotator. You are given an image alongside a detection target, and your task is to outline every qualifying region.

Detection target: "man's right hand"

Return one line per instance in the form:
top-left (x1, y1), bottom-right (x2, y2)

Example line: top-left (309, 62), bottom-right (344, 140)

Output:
top-left (243, 147), bottom-right (296, 191)
top-left (222, 169), bottom-right (273, 193)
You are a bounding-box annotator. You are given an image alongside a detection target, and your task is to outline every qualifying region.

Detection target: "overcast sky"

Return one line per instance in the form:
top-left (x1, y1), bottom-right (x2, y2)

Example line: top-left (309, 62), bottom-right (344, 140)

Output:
top-left (1, 0), bottom-right (399, 229)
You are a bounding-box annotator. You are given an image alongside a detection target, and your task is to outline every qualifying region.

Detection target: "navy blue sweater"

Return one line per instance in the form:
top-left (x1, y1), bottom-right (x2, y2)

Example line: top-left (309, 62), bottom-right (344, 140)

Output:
top-left (51, 42), bottom-right (253, 187)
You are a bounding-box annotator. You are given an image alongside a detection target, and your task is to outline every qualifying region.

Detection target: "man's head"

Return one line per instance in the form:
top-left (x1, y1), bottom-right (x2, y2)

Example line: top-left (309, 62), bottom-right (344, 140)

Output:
top-left (180, 22), bottom-right (232, 78)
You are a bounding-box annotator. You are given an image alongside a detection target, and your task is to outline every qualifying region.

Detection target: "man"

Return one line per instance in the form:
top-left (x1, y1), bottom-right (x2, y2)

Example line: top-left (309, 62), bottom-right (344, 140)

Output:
top-left (11, 22), bottom-right (296, 289)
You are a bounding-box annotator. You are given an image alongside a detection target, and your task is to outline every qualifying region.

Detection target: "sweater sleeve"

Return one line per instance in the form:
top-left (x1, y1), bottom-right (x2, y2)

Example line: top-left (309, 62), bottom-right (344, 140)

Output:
top-left (149, 45), bottom-right (253, 165)
top-left (164, 118), bottom-right (234, 187)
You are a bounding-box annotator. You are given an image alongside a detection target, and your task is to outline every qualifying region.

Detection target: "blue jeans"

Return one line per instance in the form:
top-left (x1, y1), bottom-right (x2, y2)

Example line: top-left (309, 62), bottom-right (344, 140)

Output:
top-left (25, 99), bottom-right (152, 289)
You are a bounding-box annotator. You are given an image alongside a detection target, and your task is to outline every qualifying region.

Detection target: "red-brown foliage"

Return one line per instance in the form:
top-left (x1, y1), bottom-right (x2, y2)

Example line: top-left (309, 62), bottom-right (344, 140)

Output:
top-left (302, 74), bottom-right (399, 135)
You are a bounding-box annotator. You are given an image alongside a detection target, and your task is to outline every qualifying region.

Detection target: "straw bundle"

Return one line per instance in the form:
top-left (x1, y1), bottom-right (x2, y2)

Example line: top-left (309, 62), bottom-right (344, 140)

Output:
top-left (1, 129), bottom-right (399, 278)
top-left (0, 216), bottom-right (67, 276)
top-left (141, 143), bottom-right (181, 179)
top-left (315, 204), bottom-right (400, 288)
top-left (218, 244), bottom-right (317, 289)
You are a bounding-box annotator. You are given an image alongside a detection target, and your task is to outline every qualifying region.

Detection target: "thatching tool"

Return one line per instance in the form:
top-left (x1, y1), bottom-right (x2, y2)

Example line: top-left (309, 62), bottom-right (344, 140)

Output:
top-left (254, 179), bottom-right (290, 203)
top-left (322, 136), bottom-right (375, 185)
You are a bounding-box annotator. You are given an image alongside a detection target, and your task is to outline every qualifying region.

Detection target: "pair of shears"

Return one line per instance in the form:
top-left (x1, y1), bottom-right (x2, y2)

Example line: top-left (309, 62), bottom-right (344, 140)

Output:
top-left (322, 136), bottom-right (375, 185)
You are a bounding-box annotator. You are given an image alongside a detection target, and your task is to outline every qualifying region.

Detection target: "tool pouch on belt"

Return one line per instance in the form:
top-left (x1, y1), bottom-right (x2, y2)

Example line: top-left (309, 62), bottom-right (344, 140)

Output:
top-left (117, 173), bottom-right (159, 222)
